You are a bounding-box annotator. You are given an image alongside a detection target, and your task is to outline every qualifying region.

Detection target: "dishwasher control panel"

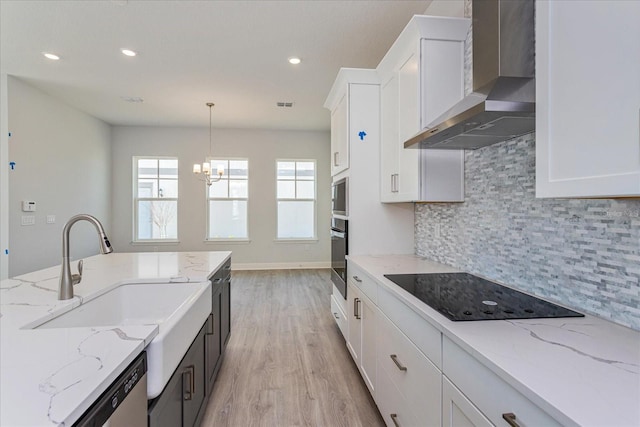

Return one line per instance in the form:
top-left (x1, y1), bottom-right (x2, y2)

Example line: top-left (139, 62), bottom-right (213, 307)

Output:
top-left (73, 352), bottom-right (148, 426)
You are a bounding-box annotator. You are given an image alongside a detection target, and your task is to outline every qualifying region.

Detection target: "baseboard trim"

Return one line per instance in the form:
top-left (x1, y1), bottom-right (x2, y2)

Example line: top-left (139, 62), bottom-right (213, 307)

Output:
top-left (232, 261), bottom-right (331, 271)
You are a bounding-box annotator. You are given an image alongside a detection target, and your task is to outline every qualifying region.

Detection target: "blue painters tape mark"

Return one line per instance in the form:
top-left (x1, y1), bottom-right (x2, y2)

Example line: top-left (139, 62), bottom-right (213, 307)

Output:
top-left (358, 131), bottom-right (367, 141)
top-left (9, 162), bottom-right (16, 170)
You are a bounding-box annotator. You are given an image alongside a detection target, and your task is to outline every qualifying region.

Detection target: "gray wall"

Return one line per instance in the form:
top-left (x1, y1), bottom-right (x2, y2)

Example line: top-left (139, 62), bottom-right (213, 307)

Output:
top-left (110, 126), bottom-right (331, 268)
top-left (7, 76), bottom-right (112, 276)
top-left (415, 134), bottom-right (640, 331)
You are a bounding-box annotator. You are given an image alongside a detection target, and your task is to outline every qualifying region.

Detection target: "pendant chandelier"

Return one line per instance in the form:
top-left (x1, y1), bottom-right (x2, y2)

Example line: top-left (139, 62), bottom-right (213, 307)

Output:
top-left (193, 102), bottom-right (223, 186)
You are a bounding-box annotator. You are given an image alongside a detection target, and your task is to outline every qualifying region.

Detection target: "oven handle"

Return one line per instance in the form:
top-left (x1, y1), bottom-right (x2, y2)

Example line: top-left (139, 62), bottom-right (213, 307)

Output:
top-left (330, 229), bottom-right (345, 239)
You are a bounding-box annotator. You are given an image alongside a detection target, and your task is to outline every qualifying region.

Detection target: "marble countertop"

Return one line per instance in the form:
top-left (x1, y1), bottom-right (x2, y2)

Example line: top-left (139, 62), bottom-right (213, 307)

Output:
top-left (0, 251), bottom-right (231, 427)
top-left (348, 254), bottom-right (640, 427)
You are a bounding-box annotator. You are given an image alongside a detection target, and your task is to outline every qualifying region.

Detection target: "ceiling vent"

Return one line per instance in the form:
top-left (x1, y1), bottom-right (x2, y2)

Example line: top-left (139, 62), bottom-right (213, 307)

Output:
top-left (276, 102), bottom-right (294, 108)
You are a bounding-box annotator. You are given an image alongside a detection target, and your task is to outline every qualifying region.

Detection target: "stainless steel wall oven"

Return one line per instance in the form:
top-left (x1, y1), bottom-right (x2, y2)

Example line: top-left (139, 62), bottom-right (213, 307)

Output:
top-left (330, 217), bottom-right (348, 299)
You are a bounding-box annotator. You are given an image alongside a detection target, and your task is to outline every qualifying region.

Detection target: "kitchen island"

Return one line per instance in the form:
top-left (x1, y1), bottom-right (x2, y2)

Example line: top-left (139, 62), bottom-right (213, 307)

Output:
top-left (0, 251), bottom-right (231, 427)
top-left (342, 254), bottom-right (640, 427)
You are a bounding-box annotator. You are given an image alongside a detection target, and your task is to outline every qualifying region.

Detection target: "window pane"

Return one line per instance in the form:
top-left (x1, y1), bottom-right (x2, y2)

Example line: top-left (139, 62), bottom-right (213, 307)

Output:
top-left (138, 179), bottom-right (157, 198)
top-left (210, 159), bottom-right (226, 177)
top-left (277, 161), bottom-right (295, 179)
top-left (209, 180), bottom-right (228, 198)
top-left (277, 201), bottom-right (314, 239)
top-left (137, 200), bottom-right (177, 239)
top-left (229, 180), bottom-right (248, 198)
top-left (277, 181), bottom-right (295, 199)
top-left (296, 181), bottom-right (314, 199)
top-left (159, 159), bottom-right (178, 179)
top-left (159, 179), bottom-right (178, 198)
top-left (138, 159), bottom-right (157, 179)
top-left (209, 200), bottom-right (248, 238)
top-left (296, 162), bottom-right (315, 180)
top-left (229, 160), bottom-right (248, 179)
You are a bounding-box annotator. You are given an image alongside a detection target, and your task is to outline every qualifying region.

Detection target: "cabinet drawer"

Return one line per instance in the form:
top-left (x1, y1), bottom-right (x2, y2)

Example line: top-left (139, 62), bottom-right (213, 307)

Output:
top-left (376, 360), bottom-right (421, 427)
top-left (443, 336), bottom-right (562, 427)
top-left (348, 262), bottom-right (378, 304)
top-left (330, 293), bottom-right (347, 339)
top-left (377, 284), bottom-right (442, 369)
top-left (377, 312), bottom-right (441, 427)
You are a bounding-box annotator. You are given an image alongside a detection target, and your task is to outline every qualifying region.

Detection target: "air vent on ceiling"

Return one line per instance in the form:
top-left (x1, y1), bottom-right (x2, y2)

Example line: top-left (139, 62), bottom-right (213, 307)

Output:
top-left (121, 96), bottom-right (144, 103)
top-left (276, 102), bottom-right (294, 108)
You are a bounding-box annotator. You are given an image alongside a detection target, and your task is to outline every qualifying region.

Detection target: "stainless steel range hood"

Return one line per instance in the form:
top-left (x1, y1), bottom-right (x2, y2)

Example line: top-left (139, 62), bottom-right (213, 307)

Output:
top-left (405, 0), bottom-right (535, 150)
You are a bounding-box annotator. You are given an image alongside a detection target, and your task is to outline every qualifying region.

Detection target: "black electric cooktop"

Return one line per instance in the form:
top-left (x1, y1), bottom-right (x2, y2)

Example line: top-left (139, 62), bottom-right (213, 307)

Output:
top-left (383, 273), bottom-right (584, 321)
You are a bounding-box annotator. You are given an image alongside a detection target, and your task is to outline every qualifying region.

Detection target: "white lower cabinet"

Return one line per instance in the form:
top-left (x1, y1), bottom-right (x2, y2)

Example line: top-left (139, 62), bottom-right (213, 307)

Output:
top-left (330, 292), bottom-right (347, 339)
top-left (442, 377), bottom-right (493, 427)
top-left (377, 311), bottom-right (441, 427)
top-left (346, 280), bottom-right (377, 396)
top-left (337, 261), bottom-right (563, 427)
top-left (442, 336), bottom-right (561, 427)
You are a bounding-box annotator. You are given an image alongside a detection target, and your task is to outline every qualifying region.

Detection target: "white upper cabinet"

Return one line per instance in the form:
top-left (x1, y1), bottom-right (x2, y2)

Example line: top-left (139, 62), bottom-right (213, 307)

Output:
top-left (536, 0), bottom-right (640, 198)
top-left (377, 16), bottom-right (470, 203)
top-left (325, 69), bottom-right (379, 177)
top-left (330, 93), bottom-right (349, 176)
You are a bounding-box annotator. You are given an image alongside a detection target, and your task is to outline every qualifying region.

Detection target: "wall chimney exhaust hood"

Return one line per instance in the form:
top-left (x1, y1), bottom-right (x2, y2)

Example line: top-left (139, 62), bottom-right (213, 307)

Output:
top-left (405, 0), bottom-right (535, 150)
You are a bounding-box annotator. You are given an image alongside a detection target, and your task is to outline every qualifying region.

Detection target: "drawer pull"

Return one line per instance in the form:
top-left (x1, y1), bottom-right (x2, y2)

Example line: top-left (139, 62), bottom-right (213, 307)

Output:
top-left (352, 276), bottom-right (363, 283)
top-left (390, 413), bottom-right (400, 427)
top-left (390, 354), bottom-right (407, 371)
top-left (502, 413), bottom-right (520, 427)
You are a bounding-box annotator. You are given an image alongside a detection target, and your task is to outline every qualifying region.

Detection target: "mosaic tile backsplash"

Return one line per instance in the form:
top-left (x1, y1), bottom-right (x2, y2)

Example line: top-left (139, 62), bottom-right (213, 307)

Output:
top-left (415, 134), bottom-right (640, 331)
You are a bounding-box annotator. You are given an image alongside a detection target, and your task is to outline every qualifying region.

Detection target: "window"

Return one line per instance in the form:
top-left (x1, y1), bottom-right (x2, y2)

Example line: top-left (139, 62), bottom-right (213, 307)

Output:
top-left (134, 157), bottom-right (178, 241)
top-left (207, 159), bottom-right (249, 239)
top-left (276, 160), bottom-right (316, 239)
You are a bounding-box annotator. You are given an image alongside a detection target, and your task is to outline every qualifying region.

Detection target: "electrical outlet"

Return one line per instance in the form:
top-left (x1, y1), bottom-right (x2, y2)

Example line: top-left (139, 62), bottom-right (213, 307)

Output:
top-left (21, 215), bottom-right (35, 226)
top-left (46, 215), bottom-right (56, 224)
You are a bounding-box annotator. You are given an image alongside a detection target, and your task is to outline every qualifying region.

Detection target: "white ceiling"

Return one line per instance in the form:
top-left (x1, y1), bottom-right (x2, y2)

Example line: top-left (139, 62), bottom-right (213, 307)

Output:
top-left (1, 0), bottom-right (431, 131)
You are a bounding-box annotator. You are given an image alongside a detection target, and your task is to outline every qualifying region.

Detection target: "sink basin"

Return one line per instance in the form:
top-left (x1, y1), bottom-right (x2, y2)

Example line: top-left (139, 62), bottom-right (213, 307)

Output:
top-left (33, 281), bottom-right (212, 399)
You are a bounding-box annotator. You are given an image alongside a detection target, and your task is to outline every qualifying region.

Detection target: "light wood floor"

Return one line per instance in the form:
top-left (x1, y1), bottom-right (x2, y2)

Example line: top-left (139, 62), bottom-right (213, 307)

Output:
top-left (201, 269), bottom-right (385, 427)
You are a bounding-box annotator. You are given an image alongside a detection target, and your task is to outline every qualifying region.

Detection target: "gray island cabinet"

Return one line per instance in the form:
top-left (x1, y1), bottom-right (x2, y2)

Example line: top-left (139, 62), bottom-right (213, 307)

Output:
top-left (148, 257), bottom-right (232, 427)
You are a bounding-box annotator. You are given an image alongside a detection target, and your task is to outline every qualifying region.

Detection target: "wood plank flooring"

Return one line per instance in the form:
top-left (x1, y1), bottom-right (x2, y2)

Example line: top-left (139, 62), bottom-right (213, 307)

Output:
top-left (201, 269), bottom-right (385, 427)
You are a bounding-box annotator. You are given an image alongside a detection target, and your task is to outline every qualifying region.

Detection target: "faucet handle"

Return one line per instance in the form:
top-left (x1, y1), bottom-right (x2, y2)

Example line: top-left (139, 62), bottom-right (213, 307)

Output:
top-left (72, 259), bottom-right (83, 286)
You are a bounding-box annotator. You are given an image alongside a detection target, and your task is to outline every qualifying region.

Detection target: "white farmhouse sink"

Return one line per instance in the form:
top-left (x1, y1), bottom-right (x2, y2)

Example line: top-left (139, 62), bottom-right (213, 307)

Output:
top-left (33, 281), bottom-right (212, 399)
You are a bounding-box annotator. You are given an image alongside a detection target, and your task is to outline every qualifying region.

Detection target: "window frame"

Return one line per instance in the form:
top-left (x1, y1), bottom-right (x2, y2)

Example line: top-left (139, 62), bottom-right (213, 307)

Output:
top-left (132, 156), bottom-right (180, 243)
top-left (206, 157), bottom-right (250, 241)
top-left (275, 159), bottom-right (317, 241)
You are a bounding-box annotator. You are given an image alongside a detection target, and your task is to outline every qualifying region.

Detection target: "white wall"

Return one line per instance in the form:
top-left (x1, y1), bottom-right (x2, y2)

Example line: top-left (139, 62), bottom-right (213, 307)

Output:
top-left (424, 0), bottom-right (464, 17)
top-left (111, 126), bottom-right (331, 268)
top-left (7, 76), bottom-right (112, 276)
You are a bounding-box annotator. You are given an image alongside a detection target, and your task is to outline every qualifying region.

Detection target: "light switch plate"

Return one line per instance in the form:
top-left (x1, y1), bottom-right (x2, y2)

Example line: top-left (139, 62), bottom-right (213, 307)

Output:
top-left (21, 216), bottom-right (35, 226)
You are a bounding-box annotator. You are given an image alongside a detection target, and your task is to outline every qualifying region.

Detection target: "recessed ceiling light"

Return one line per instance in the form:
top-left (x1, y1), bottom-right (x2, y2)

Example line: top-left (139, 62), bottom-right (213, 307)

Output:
top-left (43, 52), bottom-right (60, 60)
top-left (288, 57), bottom-right (301, 65)
top-left (121, 49), bottom-right (137, 57)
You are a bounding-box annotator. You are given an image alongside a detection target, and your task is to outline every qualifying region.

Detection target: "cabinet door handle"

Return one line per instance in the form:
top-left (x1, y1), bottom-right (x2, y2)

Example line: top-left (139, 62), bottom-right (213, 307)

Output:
top-left (502, 413), bottom-right (520, 427)
top-left (390, 413), bottom-right (400, 427)
top-left (353, 298), bottom-right (361, 319)
top-left (352, 276), bottom-right (362, 283)
top-left (390, 354), bottom-right (407, 371)
top-left (183, 365), bottom-right (195, 401)
top-left (206, 313), bottom-right (215, 335)
top-left (334, 152), bottom-right (339, 167)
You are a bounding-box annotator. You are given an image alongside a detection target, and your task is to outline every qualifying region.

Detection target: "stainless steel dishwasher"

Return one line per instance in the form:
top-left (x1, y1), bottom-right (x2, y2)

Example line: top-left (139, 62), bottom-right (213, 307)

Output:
top-left (74, 352), bottom-right (147, 427)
